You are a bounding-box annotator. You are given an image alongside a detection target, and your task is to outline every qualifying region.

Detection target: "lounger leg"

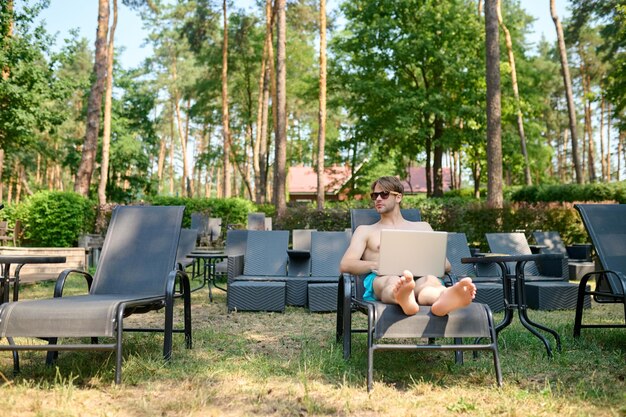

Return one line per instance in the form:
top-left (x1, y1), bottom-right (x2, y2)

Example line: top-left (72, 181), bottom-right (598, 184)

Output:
top-left (45, 337), bottom-right (58, 365)
top-left (336, 280), bottom-right (343, 343)
top-left (182, 275), bottom-right (192, 349)
top-left (454, 338), bottom-right (464, 364)
top-left (367, 307), bottom-right (375, 392)
top-left (164, 298), bottom-right (174, 360)
top-left (8, 337), bottom-right (19, 374)
top-left (115, 311), bottom-right (124, 385)
top-left (573, 274), bottom-right (591, 338)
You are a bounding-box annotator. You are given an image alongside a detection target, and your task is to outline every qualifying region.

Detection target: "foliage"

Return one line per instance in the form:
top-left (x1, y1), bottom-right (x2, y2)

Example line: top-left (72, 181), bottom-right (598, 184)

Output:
top-left (0, 0), bottom-right (70, 159)
top-left (20, 191), bottom-right (95, 247)
top-left (273, 204), bottom-right (351, 231)
top-left (509, 182), bottom-right (626, 204)
top-left (148, 195), bottom-right (257, 230)
top-left (2, 282), bottom-right (624, 417)
top-left (331, 0), bottom-right (487, 194)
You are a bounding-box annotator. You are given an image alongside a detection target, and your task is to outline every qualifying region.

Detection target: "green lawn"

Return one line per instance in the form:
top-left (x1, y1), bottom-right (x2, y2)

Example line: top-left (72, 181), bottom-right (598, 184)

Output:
top-left (0, 277), bottom-right (624, 417)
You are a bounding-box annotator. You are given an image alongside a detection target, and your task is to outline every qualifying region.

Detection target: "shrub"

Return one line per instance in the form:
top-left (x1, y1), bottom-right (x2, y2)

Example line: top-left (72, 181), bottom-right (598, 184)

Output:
top-left (21, 191), bottom-right (95, 247)
top-left (148, 196), bottom-right (257, 230)
top-left (510, 182), bottom-right (626, 203)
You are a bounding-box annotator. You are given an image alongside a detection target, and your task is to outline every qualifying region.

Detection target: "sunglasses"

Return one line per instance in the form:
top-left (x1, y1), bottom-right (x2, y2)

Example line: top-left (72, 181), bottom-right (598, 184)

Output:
top-left (370, 191), bottom-right (401, 200)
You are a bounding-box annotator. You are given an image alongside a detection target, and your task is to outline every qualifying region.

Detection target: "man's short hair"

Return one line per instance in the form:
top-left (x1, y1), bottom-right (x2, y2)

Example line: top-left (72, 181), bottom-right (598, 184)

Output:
top-left (371, 176), bottom-right (404, 194)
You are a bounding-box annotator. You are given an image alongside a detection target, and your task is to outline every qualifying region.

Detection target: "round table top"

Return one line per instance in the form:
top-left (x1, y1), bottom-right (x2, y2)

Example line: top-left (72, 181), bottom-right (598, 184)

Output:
top-left (461, 253), bottom-right (563, 264)
top-left (0, 255), bottom-right (67, 264)
top-left (188, 252), bottom-right (226, 259)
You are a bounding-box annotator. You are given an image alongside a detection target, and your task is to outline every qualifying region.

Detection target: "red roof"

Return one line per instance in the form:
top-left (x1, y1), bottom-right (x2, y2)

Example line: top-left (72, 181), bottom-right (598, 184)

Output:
top-left (288, 165), bottom-right (353, 195)
top-left (287, 165), bottom-right (452, 196)
top-left (401, 166), bottom-right (452, 193)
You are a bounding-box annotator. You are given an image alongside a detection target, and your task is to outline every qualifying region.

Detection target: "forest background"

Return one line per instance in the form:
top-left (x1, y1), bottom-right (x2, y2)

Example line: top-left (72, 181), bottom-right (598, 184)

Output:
top-left (1, 0), bottom-right (626, 241)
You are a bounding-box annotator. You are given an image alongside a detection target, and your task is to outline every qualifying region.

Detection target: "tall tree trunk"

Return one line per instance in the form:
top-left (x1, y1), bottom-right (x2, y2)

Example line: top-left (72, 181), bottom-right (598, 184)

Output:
top-left (273, 0), bottom-right (287, 216)
top-left (254, 0), bottom-right (275, 204)
top-left (497, 0), bottom-right (531, 185)
top-left (97, 0), bottom-right (117, 223)
top-left (577, 44), bottom-right (596, 183)
top-left (173, 96), bottom-right (189, 197)
top-left (221, 0), bottom-right (232, 198)
top-left (253, 17), bottom-right (269, 203)
top-left (425, 137), bottom-right (432, 196)
top-left (0, 148), bottom-right (3, 202)
top-left (607, 101), bottom-right (612, 180)
top-left (157, 135), bottom-right (166, 193)
top-left (561, 128), bottom-right (569, 182)
top-left (169, 109), bottom-right (175, 195)
top-left (75, 0), bottom-right (110, 196)
top-left (485, 0), bottom-right (503, 208)
top-left (551, 0), bottom-right (582, 183)
top-left (600, 96), bottom-right (606, 181)
top-left (432, 117), bottom-right (444, 197)
top-left (618, 130), bottom-right (623, 181)
top-left (0, 0), bottom-right (13, 199)
top-left (316, 0), bottom-right (327, 210)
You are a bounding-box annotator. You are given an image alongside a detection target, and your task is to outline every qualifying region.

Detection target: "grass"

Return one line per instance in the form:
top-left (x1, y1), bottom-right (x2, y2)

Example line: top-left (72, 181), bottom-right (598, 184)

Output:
top-left (0, 276), bottom-right (624, 417)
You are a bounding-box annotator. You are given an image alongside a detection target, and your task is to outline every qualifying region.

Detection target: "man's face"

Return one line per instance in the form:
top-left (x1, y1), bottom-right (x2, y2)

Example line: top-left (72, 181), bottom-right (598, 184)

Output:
top-left (372, 184), bottom-right (402, 213)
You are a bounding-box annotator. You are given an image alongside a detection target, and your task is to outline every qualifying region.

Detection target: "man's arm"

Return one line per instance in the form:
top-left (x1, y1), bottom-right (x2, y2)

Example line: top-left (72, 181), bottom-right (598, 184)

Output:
top-left (340, 226), bottom-right (378, 275)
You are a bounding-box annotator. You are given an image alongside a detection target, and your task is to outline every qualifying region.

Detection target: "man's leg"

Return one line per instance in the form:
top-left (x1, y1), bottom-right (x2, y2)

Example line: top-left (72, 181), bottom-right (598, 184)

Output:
top-left (374, 271), bottom-right (420, 315)
top-left (415, 276), bottom-right (476, 316)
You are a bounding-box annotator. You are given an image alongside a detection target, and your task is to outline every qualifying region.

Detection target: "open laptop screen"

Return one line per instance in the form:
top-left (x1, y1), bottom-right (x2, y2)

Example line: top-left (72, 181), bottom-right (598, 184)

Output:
top-left (378, 230), bottom-right (448, 277)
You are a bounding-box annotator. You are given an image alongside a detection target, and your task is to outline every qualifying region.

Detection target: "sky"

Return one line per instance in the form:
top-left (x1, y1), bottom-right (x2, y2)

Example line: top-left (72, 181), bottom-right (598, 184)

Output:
top-left (37, 1), bottom-right (571, 70)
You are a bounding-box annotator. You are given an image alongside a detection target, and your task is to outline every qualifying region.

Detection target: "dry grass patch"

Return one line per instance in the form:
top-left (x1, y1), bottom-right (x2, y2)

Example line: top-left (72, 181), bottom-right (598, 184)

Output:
top-left (0, 279), bottom-right (624, 416)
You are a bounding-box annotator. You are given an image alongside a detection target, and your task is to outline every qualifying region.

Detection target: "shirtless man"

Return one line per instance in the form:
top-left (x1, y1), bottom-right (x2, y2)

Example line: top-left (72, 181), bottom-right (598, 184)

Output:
top-left (339, 176), bottom-right (476, 316)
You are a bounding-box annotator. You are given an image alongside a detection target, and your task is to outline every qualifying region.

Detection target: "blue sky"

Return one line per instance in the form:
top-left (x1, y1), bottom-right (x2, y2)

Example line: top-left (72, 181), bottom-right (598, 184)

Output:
top-left (38, 1), bottom-right (570, 70)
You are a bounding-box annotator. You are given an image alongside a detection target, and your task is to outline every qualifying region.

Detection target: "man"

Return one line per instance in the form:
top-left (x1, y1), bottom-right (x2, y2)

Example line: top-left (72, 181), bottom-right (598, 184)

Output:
top-left (339, 176), bottom-right (476, 316)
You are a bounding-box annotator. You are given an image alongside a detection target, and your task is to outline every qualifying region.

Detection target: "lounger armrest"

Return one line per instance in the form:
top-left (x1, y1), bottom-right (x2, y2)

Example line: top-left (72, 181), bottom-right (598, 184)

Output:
top-left (443, 273), bottom-right (458, 286)
top-left (53, 268), bottom-right (94, 297)
top-left (227, 254), bottom-right (244, 283)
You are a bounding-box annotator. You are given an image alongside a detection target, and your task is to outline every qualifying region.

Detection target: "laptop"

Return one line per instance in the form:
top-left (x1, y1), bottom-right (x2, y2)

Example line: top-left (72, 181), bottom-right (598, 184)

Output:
top-left (378, 229), bottom-right (448, 277)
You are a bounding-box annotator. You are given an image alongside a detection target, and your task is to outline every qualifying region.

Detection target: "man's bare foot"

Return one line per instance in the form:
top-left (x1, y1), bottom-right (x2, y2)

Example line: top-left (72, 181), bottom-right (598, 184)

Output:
top-left (393, 270), bottom-right (419, 315)
top-left (431, 277), bottom-right (476, 317)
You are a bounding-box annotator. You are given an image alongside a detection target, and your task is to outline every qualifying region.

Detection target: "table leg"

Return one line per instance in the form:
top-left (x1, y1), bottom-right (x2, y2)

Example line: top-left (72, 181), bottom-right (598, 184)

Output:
top-left (189, 258), bottom-right (207, 293)
top-left (494, 262), bottom-right (514, 335)
top-left (210, 258), bottom-right (227, 292)
top-left (205, 261), bottom-right (213, 302)
top-left (13, 264), bottom-right (24, 302)
top-left (0, 263), bottom-right (9, 304)
top-left (514, 261), bottom-right (561, 357)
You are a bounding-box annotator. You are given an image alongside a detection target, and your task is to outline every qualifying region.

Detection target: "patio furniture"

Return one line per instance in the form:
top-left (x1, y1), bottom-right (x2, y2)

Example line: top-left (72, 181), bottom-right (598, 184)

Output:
top-left (446, 232), bottom-right (504, 312)
top-left (247, 212), bottom-right (266, 231)
top-left (286, 229), bottom-right (316, 281)
top-left (0, 205), bottom-right (192, 384)
top-left (213, 229), bottom-right (248, 280)
top-left (336, 209), bottom-right (502, 391)
top-left (191, 212), bottom-right (209, 246)
top-left (486, 232), bottom-right (580, 310)
top-left (462, 253), bottom-right (564, 357)
top-left (573, 204), bottom-right (626, 337)
top-left (176, 228), bottom-right (201, 290)
top-left (208, 217), bottom-right (222, 243)
top-left (532, 230), bottom-right (596, 280)
top-left (349, 208), bottom-right (422, 233)
top-left (0, 221), bottom-right (14, 246)
top-left (227, 230), bottom-right (289, 312)
top-left (306, 231), bottom-right (350, 312)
